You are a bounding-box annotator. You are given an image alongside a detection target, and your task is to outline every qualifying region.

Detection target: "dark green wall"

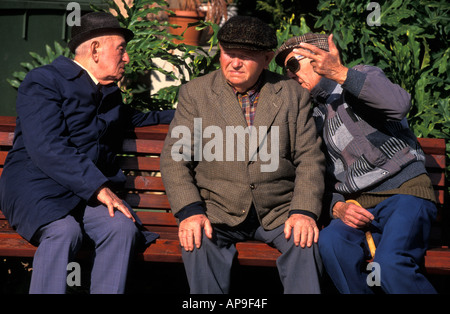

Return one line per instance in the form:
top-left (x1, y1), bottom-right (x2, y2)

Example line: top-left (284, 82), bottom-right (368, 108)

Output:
top-left (0, 0), bottom-right (105, 116)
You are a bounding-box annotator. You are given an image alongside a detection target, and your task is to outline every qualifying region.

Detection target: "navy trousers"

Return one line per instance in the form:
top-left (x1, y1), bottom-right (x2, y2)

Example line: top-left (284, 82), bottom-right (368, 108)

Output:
top-left (318, 195), bottom-right (437, 294)
top-left (29, 203), bottom-right (140, 294)
top-left (182, 208), bottom-right (322, 294)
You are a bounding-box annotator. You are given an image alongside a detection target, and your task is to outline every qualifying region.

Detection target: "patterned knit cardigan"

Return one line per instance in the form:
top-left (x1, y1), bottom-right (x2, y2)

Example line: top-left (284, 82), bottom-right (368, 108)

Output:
top-left (311, 65), bottom-right (428, 209)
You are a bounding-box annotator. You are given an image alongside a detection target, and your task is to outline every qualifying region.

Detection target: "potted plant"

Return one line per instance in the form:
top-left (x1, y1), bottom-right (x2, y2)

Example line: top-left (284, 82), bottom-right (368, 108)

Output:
top-left (167, 0), bottom-right (205, 45)
top-left (167, 0), bottom-right (236, 45)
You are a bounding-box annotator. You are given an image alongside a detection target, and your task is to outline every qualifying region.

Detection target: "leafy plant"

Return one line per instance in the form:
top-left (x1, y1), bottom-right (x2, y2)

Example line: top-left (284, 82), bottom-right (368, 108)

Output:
top-left (314, 0), bottom-right (449, 192)
top-left (7, 41), bottom-right (72, 89)
top-left (268, 14), bottom-right (314, 74)
top-left (7, 0), bottom-right (221, 111)
top-left (256, 0), bottom-right (317, 29)
top-left (96, 0), bottom-right (221, 110)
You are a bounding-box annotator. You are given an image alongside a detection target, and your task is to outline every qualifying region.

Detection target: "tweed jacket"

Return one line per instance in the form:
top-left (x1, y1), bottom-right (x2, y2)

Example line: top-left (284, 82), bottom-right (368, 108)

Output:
top-left (160, 69), bottom-right (325, 230)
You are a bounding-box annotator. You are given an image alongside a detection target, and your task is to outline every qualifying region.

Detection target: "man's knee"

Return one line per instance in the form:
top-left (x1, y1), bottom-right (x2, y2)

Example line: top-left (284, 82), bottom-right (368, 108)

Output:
top-left (318, 221), bottom-right (341, 254)
top-left (35, 215), bottom-right (83, 247)
top-left (104, 213), bottom-right (140, 240)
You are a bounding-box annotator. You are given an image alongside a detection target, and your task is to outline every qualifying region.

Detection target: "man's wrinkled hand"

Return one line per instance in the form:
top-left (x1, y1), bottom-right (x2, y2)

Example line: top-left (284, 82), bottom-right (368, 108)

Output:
top-left (96, 186), bottom-right (135, 222)
top-left (332, 201), bottom-right (374, 229)
top-left (178, 214), bottom-right (213, 251)
top-left (284, 214), bottom-right (319, 248)
top-left (294, 34), bottom-right (348, 85)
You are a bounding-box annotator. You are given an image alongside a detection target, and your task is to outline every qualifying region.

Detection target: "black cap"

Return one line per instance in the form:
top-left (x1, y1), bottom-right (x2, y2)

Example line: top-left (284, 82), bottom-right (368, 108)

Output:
top-left (218, 16), bottom-right (277, 51)
top-left (68, 12), bottom-right (134, 53)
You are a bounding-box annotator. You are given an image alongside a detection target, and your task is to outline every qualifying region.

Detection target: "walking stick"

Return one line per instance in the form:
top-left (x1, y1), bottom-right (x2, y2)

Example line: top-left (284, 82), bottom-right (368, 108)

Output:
top-left (346, 200), bottom-right (376, 259)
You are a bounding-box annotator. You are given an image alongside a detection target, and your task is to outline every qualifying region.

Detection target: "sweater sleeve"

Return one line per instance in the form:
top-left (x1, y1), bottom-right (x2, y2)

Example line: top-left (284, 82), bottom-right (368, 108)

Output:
top-left (342, 65), bottom-right (411, 121)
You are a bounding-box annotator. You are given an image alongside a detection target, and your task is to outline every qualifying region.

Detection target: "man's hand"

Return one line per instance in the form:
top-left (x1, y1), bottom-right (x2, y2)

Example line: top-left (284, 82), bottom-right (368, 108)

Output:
top-left (332, 201), bottom-right (374, 229)
top-left (294, 34), bottom-right (348, 85)
top-left (178, 214), bottom-right (213, 251)
top-left (284, 214), bottom-right (319, 248)
top-left (96, 186), bottom-right (135, 222)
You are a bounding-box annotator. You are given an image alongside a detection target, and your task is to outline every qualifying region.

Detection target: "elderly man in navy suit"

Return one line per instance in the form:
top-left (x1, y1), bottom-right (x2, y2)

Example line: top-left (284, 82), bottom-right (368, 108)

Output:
top-left (0, 12), bottom-right (174, 293)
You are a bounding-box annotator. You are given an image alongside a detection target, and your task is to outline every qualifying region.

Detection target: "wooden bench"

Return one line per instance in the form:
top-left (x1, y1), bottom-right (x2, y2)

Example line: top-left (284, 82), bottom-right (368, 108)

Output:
top-left (0, 115), bottom-right (448, 274)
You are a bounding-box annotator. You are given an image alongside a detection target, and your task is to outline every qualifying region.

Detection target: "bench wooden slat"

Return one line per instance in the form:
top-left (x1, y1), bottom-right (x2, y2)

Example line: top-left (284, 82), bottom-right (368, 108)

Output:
top-left (418, 138), bottom-right (446, 155)
top-left (118, 156), bottom-right (161, 172)
top-left (127, 124), bottom-right (169, 141)
top-left (235, 242), bottom-right (279, 267)
top-left (124, 176), bottom-right (165, 191)
top-left (0, 151), bottom-right (8, 164)
top-left (122, 139), bottom-right (164, 154)
top-left (139, 239), bottom-right (183, 263)
top-left (125, 193), bottom-right (170, 210)
top-left (0, 233), bottom-right (36, 257)
top-left (0, 116), bottom-right (16, 132)
top-left (0, 132), bottom-right (14, 146)
top-left (425, 247), bottom-right (450, 275)
top-left (136, 211), bottom-right (177, 226)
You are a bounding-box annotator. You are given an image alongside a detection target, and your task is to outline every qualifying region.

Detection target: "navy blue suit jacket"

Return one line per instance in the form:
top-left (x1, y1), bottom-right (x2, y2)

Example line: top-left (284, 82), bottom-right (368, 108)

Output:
top-left (0, 56), bottom-right (174, 241)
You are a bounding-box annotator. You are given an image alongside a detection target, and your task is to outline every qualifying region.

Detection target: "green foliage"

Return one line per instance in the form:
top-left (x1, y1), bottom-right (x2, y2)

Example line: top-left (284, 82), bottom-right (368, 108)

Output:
top-left (7, 0), bottom-right (221, 111)
top-left (7, 41), bottom-right (72, 89)
top-left (268, 15), bottom-right (314, 74)
top-left (94, 0), bottom-right (221, 110)
top-left (314, 0), bottom-right (449, 135)
top-left (255, 0), bottom-right (315, 28)
top-left (314, 0), bottom-right (449, 190)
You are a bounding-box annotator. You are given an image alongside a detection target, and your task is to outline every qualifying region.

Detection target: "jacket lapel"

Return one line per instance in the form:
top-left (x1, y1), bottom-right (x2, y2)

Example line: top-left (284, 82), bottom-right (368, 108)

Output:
top-left (250, 73), bottom-right (283, 159)
top-left (253, 76), bottom-right (282, 130)
top-left (211, 72), bottom-right (247, 128)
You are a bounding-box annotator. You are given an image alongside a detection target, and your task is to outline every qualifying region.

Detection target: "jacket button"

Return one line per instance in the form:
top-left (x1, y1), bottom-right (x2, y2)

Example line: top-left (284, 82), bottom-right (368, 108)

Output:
top-left (250, 184), bottom-right (255, 189)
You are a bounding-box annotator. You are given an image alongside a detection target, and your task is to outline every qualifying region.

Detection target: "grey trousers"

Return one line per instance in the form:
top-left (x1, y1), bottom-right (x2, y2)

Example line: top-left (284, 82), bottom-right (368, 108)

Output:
top-left (29, 204), bottom-right (140, 294)
top-left (181, 209), bottom-right (322, 294)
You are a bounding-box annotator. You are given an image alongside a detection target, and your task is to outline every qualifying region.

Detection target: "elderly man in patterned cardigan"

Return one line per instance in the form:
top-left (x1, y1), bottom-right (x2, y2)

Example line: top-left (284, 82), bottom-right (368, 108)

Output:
top-left (275, 33), bottom-right (437, 294)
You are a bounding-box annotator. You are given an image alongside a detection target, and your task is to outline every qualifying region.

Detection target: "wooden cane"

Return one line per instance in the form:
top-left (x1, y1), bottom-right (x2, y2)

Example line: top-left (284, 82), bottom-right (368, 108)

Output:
top-left (346, 199), bottom-right (376, 258)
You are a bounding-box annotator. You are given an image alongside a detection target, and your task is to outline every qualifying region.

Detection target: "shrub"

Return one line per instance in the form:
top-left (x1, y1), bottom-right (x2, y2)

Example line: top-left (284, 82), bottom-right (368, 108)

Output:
top-left (7, 0), bottom-right (221, 111)
top-left (315, 0), bottom-right (449, 191)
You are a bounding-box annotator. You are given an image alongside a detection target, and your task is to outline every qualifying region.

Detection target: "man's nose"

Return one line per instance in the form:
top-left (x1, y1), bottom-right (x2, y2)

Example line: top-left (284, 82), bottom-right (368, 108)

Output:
top-left (231, 57), bottom-right (242, 68)
top-left (123, 51), bottom-right (130, 64)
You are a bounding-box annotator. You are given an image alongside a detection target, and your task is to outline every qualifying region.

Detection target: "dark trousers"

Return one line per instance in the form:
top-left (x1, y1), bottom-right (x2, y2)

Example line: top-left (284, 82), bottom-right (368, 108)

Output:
top-left (318, 194), bottom-right (437, 294)
top-left (181, 208), bottom-right (322, 294)
top-left (29, 203), bottom-right (140, 294)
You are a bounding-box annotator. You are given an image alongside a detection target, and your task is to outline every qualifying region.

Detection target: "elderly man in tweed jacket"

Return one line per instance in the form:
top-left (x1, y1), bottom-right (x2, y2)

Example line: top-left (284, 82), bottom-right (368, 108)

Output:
top-left (160, 16), bottom-right (325, 294)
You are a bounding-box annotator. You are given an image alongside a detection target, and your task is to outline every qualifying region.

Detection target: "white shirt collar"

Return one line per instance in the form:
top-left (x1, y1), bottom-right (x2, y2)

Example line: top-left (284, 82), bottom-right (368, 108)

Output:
top-left (72, 60), bottom-right (99, 85)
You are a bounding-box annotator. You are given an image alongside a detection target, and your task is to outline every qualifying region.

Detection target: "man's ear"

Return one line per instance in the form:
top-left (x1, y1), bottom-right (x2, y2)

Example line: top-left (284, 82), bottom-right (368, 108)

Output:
top-left (264, 51), bottom-right (275, 69)
top-left (90, 40), bottom-right (101, 62)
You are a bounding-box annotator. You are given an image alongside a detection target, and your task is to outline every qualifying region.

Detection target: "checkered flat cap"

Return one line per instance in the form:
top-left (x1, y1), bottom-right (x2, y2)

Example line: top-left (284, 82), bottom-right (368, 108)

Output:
top-left (275, 33), bottom-right (329, 67)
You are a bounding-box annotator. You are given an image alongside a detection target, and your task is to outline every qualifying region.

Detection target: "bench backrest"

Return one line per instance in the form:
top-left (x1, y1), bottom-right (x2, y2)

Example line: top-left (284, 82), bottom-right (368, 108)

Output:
top-left (0, 115), bottom-right (446, 219)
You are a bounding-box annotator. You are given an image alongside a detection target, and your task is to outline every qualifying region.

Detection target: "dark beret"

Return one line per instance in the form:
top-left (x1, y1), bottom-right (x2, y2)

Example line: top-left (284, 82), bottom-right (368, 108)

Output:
top-left (275, 33), bottom-right (329, 67)
top-left (218, 16), bottom-right (277, 51)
